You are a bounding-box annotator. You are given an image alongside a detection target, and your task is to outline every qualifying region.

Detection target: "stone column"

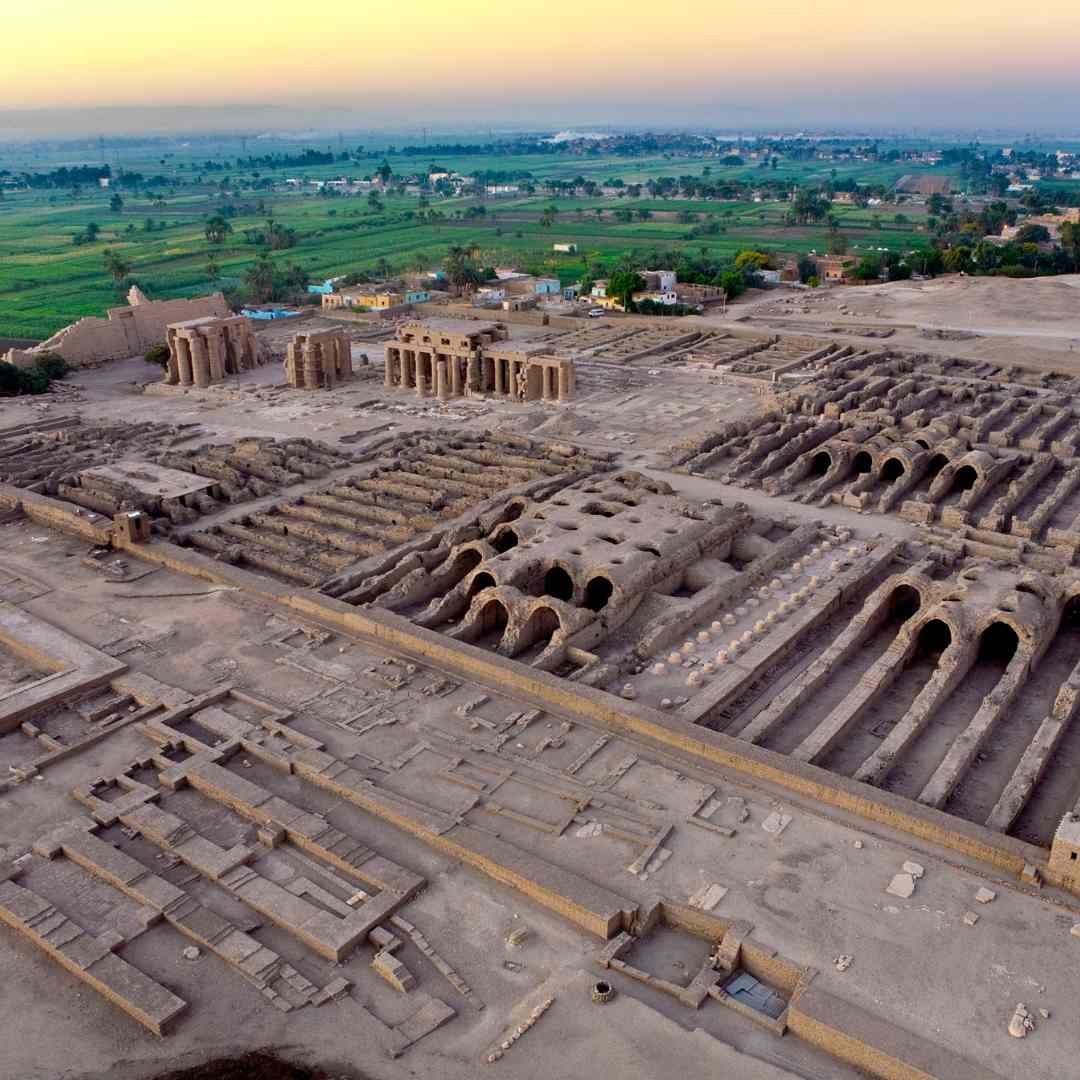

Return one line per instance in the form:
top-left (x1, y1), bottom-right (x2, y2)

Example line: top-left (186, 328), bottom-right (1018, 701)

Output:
top-left (190, 334), bottom-right (211, 388)
top-left (165, 334), bottom-right (180, 384)
top-left (241, 328), bottom-right (257, 370)
top-left (558, 363), bottom-right (571, 402)
top-left (339, 337), bottom-right (353, 379)
top-left (436, 358), bottom-right (450, 400)
top-left (385, 348), bottom-right (396, 389)
top-left (176, 341), bottom-right (193, 388)
top-left (303, 343), bottom-right (322, 389)
top-left (176, 336), bottom-right (193, 386)
top-left (495, 356), bottom-right (505, 396)
top-left (207, 328), bottom-right (225, 383)
top-left (414, 349), bottom-right (427, 397)
top-left (466, 355), bottom-right (478, 395)
top-left (450, 355), bottom-right (462, 397)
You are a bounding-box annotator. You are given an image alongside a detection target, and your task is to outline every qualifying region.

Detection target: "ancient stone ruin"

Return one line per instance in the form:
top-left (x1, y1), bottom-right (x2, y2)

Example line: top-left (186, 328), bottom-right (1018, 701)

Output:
top-left (3, 317), bottom-right (1080, 1080)
top-left (384, 319), bottom-right (575, 403)
top-left (165, 315), bottom-right (267, 387)
top-left (1, 286), bottom-right (230, 370)
top-left (284, 327), bottom-right (353, 390)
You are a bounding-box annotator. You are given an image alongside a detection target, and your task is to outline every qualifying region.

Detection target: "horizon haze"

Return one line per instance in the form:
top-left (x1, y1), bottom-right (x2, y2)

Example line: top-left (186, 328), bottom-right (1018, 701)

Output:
top-left (4, 0), bottom-right (1080, 137)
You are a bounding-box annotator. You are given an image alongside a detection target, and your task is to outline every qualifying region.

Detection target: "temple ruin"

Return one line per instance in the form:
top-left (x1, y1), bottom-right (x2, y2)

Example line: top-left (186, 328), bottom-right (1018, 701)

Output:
top-left (383, 319), bottom-right (575, 403)
top-left (2, 315), bottom-right (1080, 1080)
top-left (165, 315), bottom-right (267, 387)
top-left (284, 327), bottom-right (353, 389)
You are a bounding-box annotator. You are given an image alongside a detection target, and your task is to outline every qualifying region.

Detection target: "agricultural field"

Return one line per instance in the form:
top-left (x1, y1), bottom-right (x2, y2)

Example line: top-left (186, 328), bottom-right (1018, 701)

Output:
top-left (0, 140), bottom-right (947, 340)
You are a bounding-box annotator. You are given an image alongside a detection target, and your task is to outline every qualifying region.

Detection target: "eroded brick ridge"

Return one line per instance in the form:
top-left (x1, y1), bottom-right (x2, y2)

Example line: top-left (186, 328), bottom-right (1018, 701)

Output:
top-left (0, 418), bottom-right (357, 531)
top-left (676, 348), bottom-right (1080, 555)
top-left (188, 432), bottom-right (609, 588)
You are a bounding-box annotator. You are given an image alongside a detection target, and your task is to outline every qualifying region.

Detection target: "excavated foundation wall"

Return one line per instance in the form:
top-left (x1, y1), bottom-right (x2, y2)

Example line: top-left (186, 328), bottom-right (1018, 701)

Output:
top-left (56, 516), bottom-right (1048, 893)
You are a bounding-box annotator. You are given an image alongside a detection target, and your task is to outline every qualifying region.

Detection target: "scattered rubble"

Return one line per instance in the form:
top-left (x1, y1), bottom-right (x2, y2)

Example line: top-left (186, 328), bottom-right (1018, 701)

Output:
top-left (1008, 1002), bottom-right (1035, 1039)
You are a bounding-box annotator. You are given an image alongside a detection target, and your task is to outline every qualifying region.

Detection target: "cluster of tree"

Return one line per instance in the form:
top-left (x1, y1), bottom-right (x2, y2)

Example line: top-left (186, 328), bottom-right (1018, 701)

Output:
top-left (71, 221), bottom-right (101, 246)
top-left (394, 140), bottom-right (561, 158)
top-left (0, 352), bottom-right (69, 396)
top-left (441, 245), bottom-right (497, 292)
top-left (575, 248), bottom-right (779, 311)
top-left (237, 218), bottom-right (298, 250)
top-left (788, 190), bottom-right (833, 225)
top-left (237, 255), bottom-right (311, 304)
top-left (236, 149), bottom-right (337, 169)
top-left (204, 215), bottom-right (233, 244)
top-left (216, 200), bottom-right (268, 219)
top-left (926, 239), bottom-right (1076, 277)
top-left (612, 207), bottom-right (653, 223)
top-left (18, 164), bottom-right (110, 189)
top-left (1031, 186), bottom-right (1080, 209)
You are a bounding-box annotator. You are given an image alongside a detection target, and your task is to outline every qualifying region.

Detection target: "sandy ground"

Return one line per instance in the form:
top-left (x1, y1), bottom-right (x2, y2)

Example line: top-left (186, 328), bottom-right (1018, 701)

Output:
top-left (726, 274), bottom-right (1080, 374)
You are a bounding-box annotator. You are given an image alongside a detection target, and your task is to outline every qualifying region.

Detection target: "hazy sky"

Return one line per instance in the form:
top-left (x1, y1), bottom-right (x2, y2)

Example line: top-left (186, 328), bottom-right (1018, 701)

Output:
top-left (4, 0), bottom-right (1080, 134)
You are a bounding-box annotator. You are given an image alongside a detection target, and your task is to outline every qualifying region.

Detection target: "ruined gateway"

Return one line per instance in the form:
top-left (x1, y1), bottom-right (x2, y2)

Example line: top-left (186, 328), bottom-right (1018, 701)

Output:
top-left (1, 315), bottom-right (1080, 1080)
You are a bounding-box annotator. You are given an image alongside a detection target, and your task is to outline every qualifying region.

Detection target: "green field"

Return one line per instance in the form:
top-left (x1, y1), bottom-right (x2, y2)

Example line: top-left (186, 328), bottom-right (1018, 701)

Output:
top-left (0, 145), bottom-right (947, 340)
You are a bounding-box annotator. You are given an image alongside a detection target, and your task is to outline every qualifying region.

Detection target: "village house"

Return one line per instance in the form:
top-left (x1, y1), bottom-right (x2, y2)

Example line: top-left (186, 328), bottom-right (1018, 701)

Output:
top-left (674, 281), bottom-right (726, 306)
top-left (321, 284), bottom-right (405, 311)
top-left (812, 254), bottom-right (860, 285)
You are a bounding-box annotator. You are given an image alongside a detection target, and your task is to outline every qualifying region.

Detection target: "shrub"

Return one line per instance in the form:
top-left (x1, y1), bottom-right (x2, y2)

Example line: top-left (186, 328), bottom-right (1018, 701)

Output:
top-left (0, 364), bottom-right (48, 396)
top-left (0, 351), bottom-right (68, 396)
top-left (0, 364), bottom-right (24, 395)
top-left (20, 369), bottom-right (50, 394)
top-left (32, 351), bottom-right (69, 380)
top-left (144, 342), bottom-right (170, 369)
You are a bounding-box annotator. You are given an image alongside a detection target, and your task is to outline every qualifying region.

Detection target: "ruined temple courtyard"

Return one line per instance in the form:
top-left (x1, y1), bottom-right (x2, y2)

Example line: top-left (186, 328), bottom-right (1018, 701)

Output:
top-left (3, 296), bottom-right (1080, 1080)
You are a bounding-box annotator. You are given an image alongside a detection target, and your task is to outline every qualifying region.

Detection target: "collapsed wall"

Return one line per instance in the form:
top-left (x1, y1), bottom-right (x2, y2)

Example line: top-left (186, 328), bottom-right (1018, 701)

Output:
top-left (1, 286), bottom-right (230, 369)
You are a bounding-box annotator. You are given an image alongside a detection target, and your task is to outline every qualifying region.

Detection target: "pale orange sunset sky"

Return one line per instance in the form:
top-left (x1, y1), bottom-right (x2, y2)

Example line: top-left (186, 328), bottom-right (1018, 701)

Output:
top-left (4, 1), bottom-right (1080, 130)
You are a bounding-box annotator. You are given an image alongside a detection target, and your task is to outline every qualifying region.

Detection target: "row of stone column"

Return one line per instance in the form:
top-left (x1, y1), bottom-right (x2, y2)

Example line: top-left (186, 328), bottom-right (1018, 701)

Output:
top-left (166, 324), bottom-right (260, 388)
top-left (285, 331), bottom-right (352, 390)
top-left (384, 346), bottom-right (572, 402)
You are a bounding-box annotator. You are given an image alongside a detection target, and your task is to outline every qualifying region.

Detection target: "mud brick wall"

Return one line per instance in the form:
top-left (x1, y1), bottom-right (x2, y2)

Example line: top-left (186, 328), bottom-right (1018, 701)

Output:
top-left (788, 985), bottom-right (1004, 1080)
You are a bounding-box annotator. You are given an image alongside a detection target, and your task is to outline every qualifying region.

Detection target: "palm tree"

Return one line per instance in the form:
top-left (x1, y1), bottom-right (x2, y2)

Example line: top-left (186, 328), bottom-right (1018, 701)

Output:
top-left (206, 255), bottom-right (221, 287)
top-left (205, 215), bottom-right (232, 244)
top-left (443, 245), bottom-right (482, 294)
top-left (102, 249), bottom-right (131, 288)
